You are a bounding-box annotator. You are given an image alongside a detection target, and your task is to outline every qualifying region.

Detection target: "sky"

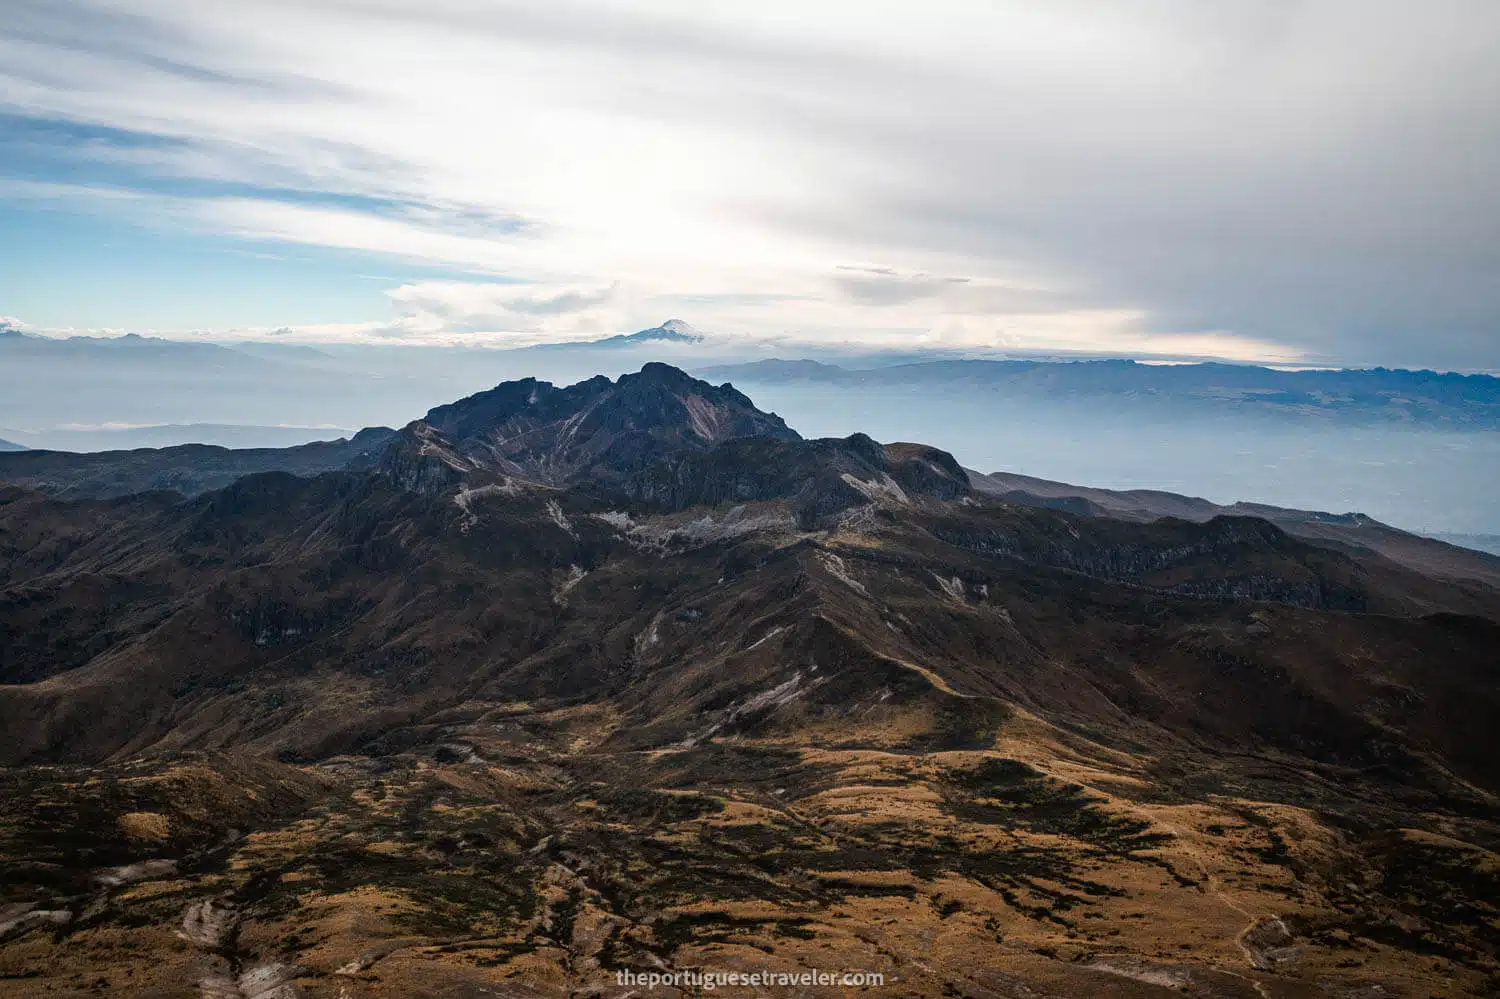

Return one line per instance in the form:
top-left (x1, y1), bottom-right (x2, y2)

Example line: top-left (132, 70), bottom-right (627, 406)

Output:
top-left (2, 0), bottom-right (1498, 368)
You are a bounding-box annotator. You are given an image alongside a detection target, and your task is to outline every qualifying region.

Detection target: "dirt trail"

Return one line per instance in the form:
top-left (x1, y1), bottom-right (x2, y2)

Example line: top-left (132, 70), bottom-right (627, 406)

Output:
top-left (1150, 817), bottom-right (1278, 998)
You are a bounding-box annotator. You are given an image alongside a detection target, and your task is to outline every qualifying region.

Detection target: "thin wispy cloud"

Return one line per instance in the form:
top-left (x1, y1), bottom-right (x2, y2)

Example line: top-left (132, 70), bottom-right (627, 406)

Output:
top-left (1, 0), bottom-right (1497, 366)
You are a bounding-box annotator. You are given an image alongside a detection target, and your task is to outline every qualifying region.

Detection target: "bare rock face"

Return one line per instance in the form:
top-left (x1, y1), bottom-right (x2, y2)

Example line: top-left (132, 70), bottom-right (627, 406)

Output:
top-left (380, 363), bottom-right (802, 495)
top-left (0, 903), bottom-right (69, 941)
top-left (1242, 916), bottom-right (1305, 970)
top-left (378, 366), bottom-right (972, 526)
top-left (233, 963), bottom-right (305, 999)
top-left (180, 900), bottom-right (240, 950)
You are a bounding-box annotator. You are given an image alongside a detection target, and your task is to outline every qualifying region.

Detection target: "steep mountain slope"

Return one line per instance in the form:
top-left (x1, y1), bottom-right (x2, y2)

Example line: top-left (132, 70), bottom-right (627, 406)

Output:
top-left (0, 439), bottom-right (22, 453)
top-left (970, 468), bottom-right (1500, 587)
top-left (0, 365), bottom-right (1497, 998)
top-left (9, 467), bottom-right (1488, 767)
top-left (381, 362), bottom-right (799, 493)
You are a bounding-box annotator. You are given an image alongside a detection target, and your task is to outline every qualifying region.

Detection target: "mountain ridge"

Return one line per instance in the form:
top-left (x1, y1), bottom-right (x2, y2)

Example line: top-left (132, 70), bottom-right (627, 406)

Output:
top-left (2, 362), bottom-right (1498, 996)
top-left (969, 467), bottom-right (1500, 587)
top-left (0, 428), bottom-right (395, 500)
top-left (1, 363), bottom-right (1488, 585)
top-left (696, 356), bottom-right (1500, 428)
top-left (377, 362), bottom-right (799, 493)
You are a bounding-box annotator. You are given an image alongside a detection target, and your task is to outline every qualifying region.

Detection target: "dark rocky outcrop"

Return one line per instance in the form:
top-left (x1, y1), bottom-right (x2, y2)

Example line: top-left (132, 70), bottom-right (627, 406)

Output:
top-left (626, 433), bottom-right (969, 523)
top-left (377, 363), bottom-right (800, 492)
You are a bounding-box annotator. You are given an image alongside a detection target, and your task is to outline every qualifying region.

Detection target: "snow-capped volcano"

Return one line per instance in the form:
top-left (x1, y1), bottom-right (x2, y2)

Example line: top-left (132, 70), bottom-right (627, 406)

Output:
top-left (611, 319), bottom-right (705, 344)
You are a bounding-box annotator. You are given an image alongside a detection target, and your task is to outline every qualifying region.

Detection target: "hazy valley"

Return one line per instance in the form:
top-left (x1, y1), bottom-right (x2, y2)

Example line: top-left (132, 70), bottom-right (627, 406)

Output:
top-left (4, 326), bottom-right (1498, 541)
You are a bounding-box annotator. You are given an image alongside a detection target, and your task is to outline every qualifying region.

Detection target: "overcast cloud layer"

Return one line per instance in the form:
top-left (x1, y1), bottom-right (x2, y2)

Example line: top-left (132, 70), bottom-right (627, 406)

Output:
top-left (2, 0), bottom-right (1498, 367)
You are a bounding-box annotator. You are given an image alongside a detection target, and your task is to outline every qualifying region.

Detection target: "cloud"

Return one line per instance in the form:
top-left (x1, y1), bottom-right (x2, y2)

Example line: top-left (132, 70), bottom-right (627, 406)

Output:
top-left (833, 267), bottom-right (968, 306)
top-left (504, 286), bottom-right (619, 316)
top-left (381, 280), bottom-right (625, 340)
top-left (0, 1), bottom-right (1496, 366)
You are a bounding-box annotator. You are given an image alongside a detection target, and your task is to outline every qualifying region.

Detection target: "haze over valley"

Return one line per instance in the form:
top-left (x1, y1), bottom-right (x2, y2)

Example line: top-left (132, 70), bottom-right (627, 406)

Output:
top-left (4, 324), bottom-right (1497, 542)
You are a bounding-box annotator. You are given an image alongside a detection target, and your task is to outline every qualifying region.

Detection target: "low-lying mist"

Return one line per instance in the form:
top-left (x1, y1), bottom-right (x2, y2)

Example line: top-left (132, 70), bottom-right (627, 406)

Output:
top-left (2, 338), bottom-right (1495, 539)
top-left (736, 383), bottom-right (1500, 538)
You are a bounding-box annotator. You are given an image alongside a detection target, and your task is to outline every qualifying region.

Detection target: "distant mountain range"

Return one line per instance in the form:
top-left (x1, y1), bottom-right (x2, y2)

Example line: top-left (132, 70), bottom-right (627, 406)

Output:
top-left (0, 328), bottom-right (270, 365)
top-left (0, 428), bottom-right (393, 500)
top-left (0, 322), bottom-right (739, 437)
top-left (0, 423), bottom-right (359, 452)
top-left (8, 323), bottom-right (1498, 432)
top-left (967, 467), bottom-right (1500, 586)
top-left (1428, 532), bottom-right (1500, 557)
top-left (696, 357), bottom-right (1500, 429)
top-left (0, 438), bottom-right (23, 452)
top-left (4, 325), bottom-right (1495, 538)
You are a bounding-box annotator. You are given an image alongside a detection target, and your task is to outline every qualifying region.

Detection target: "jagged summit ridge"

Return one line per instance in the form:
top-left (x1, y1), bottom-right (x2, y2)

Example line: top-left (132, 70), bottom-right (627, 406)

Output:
top-left (381, 362), bottom-right (800, 492)
top-left (377, 363), bottom-right (973, 522)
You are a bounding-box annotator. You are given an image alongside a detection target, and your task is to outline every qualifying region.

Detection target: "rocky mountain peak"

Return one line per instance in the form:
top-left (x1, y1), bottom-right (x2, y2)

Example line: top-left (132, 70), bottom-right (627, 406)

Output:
top-left (382, 363), bottom-right (800, 492)
top-left (374, 363), bottom-right (981, 523)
